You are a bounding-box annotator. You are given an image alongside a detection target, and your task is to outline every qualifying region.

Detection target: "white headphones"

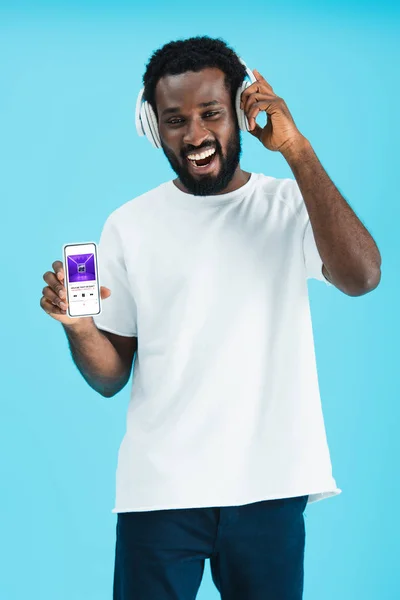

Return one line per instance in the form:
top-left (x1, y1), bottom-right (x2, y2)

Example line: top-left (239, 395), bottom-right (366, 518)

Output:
top-left (135, 58), bottom-right (257, 149)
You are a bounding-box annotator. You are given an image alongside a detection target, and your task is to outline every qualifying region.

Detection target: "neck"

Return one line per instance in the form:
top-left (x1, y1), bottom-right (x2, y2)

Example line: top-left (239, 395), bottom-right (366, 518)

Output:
top-left (174, 166), bottom-right (251, 195)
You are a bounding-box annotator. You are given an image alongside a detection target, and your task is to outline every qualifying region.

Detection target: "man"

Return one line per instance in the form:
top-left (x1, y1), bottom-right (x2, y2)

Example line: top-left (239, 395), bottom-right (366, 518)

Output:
top-left (40, 36), bottom-right (381, 599)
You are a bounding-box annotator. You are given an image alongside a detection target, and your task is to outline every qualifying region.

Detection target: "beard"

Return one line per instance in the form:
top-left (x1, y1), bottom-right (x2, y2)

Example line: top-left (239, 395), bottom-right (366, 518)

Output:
top-left (160, 122), bottom-right (242, 196)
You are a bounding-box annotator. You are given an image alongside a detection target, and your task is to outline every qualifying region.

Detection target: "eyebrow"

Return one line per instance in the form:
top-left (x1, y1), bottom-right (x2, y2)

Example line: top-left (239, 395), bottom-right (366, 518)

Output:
top-left (161, 100), bottom-right (221, 117)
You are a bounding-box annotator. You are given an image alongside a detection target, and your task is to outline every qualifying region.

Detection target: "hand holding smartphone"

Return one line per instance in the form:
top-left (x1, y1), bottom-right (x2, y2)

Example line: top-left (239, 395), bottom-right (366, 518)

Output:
top-left (63, 242), bottom-right (102, 318)
top-left (40, 242), bottom-right (110, 325)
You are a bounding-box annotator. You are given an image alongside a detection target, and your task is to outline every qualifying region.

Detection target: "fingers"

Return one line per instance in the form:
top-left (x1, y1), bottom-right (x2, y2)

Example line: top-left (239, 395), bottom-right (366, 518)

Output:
top-left (42, 262), bottom-right (68, 317)
top-left (40, 296), bottom-right (65, 316)
top-left (252, 69), bottom-right (274, 92)
top-left (43, 268), bottom-right (66, 300)
top-left (241, 90), bottom-right (274, 130)
top-left (42, 285), bottom-right (68, 311)
top-left (100, 286), bottom-right (111, 300)
top-left (240, 75), bottom-right (274, 111)
top-left (52, 260), bottom-right (65, 283)
top-left (242, 98), bottom-right (272, 131)
top-left (41, 263), bottom-right (110, 320)
top-left (242, 94), bottom-right (283, 130)
top-left (248, 123), bottom-right (263, 140)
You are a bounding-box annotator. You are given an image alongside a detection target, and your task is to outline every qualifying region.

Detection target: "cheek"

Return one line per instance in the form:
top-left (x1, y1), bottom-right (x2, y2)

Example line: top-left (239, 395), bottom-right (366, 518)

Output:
top-left (218, 132), bottom-right (233, 155)
top-left (216, 115), bottom-right (236, 147)
top-left (160, 130), bottom-right (182, 155)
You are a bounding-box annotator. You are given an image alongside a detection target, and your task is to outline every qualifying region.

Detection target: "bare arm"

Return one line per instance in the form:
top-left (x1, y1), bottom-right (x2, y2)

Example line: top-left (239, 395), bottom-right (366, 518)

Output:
top-left (41, 260), bottom-right (137, 398)
top-left (63, 320), bottom-right (137, 397)
top-left (283, 138), bottom-right (382, 296)
top-left (240, 69), bottom-right (382, 296)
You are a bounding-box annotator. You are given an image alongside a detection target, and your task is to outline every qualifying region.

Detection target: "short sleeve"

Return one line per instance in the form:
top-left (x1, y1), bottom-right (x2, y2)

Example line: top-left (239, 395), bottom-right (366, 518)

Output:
top-left (93, 214), bottom-right (138, 336)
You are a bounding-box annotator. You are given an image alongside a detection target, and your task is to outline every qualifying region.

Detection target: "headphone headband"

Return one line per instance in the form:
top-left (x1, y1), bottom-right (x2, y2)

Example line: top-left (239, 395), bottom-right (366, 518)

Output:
top-left (238, 58), bottom-right (257, 85)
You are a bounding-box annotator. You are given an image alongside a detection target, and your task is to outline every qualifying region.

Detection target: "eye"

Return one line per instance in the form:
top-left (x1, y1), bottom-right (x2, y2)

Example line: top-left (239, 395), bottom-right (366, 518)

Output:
top-left (167, 118), bottom-right (184, 126)
top-left (203, 111), bottom-right (220, 118)
top-left (166, 111), bottom-right (220, 126)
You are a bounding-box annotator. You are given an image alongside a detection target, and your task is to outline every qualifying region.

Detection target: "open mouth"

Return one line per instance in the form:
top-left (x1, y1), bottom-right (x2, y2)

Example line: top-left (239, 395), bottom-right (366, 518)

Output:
top-left (186, 147), bottom-right (217, 170)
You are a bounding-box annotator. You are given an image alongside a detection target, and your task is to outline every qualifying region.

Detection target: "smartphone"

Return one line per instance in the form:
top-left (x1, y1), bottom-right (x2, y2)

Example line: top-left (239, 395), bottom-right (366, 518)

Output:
top-left (63, 242), bottom-right (101, 318)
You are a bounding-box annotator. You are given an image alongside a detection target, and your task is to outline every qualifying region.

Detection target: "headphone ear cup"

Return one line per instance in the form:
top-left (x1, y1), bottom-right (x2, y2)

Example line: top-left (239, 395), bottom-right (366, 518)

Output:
top-left (144, 102), bottom-right (161, 149)
top-left (236, 80), bottom-right (251, 132)
top-left (140, 102), bottom-right (157, 148)
top-left (135, 87), bottom-right (161, 149)
top-left (135, 88), bottom-right (146, 137)
top-left (139, 103), bottom-right (155, 147)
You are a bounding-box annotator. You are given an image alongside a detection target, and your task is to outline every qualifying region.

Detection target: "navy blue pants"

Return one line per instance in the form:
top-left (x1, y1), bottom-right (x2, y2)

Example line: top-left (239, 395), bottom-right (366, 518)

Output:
top-left (113, 494), bottom-right (309, 600)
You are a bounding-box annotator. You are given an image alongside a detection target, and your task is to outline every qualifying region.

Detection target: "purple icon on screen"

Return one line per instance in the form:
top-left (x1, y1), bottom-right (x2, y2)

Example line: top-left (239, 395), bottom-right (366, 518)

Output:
top-left (67, 254), bottom-right (96, 282)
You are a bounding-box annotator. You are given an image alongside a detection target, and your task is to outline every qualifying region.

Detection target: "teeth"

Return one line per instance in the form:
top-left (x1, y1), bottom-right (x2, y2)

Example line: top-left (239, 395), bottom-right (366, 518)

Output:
top-left (187, 148), bottom-right (216, 160)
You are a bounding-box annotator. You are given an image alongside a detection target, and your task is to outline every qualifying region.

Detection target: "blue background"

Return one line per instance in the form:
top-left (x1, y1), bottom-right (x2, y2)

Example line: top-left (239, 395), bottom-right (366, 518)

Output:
top-left (1, 1), bottom-right (399, 599)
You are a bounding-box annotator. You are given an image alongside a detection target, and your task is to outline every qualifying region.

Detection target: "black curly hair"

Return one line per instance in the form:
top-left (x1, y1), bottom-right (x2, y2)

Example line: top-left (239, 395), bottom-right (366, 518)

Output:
top-left (142, 36), bottom-right (247, 118)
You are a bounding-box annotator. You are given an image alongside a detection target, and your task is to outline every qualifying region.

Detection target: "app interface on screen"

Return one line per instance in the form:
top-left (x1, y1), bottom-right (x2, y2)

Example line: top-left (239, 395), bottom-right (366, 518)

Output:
top-left (65, 245), bottom-right (100, 316)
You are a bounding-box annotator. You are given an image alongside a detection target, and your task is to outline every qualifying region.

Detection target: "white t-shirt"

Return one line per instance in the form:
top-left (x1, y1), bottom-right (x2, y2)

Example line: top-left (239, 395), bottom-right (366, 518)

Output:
top-left (94, 172), bottom-right (341, 512)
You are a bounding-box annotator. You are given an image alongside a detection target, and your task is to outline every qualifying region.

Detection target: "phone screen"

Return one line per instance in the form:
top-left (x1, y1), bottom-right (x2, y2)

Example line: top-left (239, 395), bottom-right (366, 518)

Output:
top-left (63, 242), bottom-right (101, 317)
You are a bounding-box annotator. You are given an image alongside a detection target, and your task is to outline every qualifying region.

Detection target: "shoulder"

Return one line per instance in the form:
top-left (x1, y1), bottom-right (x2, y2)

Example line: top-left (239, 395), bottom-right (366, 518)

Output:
top-left (254, 173), bottom-right (303, 215)
top-left (105, 180), bottom-right (171, 230)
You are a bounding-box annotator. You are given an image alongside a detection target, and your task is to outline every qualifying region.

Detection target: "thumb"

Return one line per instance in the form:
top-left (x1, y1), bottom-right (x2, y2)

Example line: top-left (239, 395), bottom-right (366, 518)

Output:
top-left (249, 123), bottom-right (263, 140)
top-left (100, 286), bottom-right (111, 299)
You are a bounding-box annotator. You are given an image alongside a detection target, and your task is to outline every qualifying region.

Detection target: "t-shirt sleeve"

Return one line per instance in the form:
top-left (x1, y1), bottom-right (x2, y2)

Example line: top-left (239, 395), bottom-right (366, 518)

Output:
top-left (289, 179), bottom-right (331, 286)
top-left (93, 214), bottom-right (138, 337)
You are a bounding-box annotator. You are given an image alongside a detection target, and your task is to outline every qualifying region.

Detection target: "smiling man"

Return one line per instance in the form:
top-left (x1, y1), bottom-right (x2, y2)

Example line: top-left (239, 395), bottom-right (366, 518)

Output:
top-left (41, 36), bottom-right (381, 600)
top-left (157, 67), bottom-right (245, 196)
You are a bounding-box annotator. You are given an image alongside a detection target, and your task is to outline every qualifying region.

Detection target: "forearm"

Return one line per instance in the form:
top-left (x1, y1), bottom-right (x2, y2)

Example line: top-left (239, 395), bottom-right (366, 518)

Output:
top-left (283, 137), bottom-right (381, 296)
top-left (62, 319), bottom-right (130, 397)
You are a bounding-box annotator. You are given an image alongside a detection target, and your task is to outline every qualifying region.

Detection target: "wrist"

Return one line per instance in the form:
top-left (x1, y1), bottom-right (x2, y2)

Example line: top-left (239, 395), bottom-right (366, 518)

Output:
top-left (63, 317), bottom-right (95, 336)
top-left (281, 135), bottom-right (312, 164)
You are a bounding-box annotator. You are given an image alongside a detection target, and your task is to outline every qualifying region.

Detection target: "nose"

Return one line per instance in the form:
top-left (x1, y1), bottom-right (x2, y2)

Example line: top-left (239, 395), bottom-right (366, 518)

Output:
top-left (183, 116), bottom-right (209, 148)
